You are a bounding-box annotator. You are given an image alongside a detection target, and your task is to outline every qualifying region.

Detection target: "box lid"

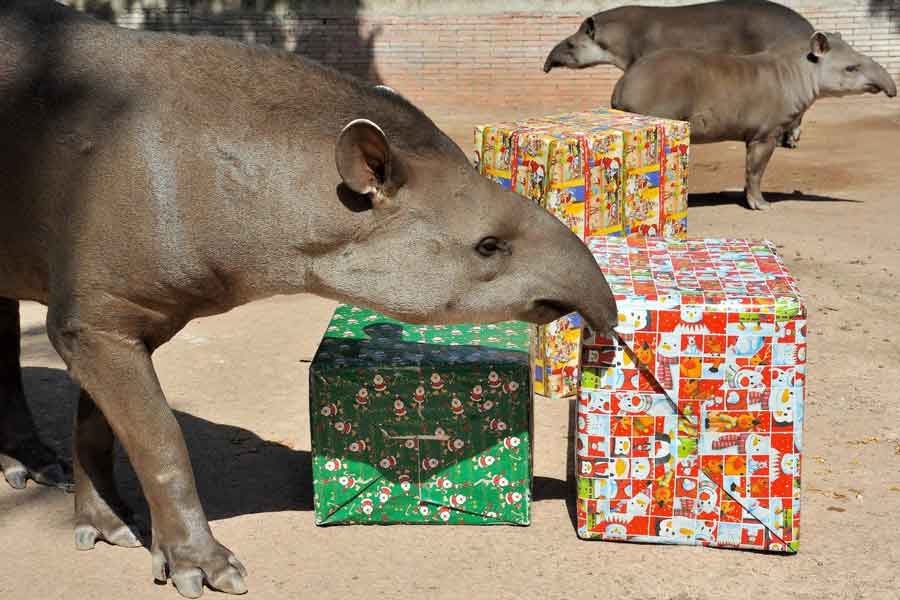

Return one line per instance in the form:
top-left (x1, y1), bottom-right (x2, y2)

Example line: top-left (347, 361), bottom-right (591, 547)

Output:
top-left (312, 305), bottom-right (529, 370)
top-left (477, 108), bottom-right (687, 139)
top-left (587, 237), bottom-right (805, 316)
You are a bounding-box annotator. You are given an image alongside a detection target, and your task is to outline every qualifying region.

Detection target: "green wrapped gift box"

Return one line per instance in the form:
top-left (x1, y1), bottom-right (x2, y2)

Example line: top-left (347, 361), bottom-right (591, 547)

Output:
top-left (310, 305), bottom-right (533, 525)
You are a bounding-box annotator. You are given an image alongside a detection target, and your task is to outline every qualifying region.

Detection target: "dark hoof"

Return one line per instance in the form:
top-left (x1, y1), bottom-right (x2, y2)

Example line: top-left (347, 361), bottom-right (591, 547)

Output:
top-left (745, 191), bottom-right (772, 211)
top-left (74, 522), bottom-right (142, 550)
top-left (153, 539), bottom-right (248, 597)
top-left (0, 444), bottom-right (74, 492)
top-left (75, 501), bottom-right (145, 550)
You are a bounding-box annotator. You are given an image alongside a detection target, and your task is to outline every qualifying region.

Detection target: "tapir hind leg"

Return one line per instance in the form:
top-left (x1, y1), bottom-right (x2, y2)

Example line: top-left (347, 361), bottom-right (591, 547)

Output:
top-left (47, 300), bottom-right (247, 598)
top-left (0, 297), bottom-right (72, 491)
top-left (73, 388), bottom-right (143, 550)
top-left (744, 138), bottom-right (777, 211)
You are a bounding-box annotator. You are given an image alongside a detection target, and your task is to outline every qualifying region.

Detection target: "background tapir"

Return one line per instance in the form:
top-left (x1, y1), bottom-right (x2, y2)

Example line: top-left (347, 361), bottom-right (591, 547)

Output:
top-left (611, 31), bottom-right (897, 210)
top-left (543, 0), bottom-right (814, 148)
top-left (0, 1), bottom-right (617, 597)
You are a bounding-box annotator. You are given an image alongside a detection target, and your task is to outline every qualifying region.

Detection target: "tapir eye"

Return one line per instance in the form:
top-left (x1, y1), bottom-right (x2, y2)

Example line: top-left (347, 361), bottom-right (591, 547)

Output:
top-left (845, 64), bottom-right (860, 72)
top-left (475, 237), bottom-right (509, 258)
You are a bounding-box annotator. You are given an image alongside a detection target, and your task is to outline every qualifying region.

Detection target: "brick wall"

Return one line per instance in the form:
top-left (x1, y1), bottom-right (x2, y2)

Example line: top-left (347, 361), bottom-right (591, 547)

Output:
top-left (68, 1), bottom-right (900, 113)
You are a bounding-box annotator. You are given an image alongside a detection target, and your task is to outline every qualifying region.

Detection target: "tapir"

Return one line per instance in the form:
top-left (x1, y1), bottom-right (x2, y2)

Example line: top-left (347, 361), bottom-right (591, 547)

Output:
top-left (611, 31), bottom-right (897, 210)
top-left (0, 1), bottom-right (618, 597)
top-left (543, 0), bottom-right (815, 148)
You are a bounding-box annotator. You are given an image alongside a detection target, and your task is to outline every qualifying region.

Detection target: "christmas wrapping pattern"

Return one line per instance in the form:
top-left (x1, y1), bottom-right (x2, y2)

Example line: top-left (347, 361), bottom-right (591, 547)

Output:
top-left (310, 305), bottom-right (532, 525)
top-left (473, 107), bottom-right (690, 240)
top-left (530, 313), bottom-right (583, 399)
top-left (474, 107), bottom-right (690, 399)
top-left (576, 237), bottom-right (805, 553)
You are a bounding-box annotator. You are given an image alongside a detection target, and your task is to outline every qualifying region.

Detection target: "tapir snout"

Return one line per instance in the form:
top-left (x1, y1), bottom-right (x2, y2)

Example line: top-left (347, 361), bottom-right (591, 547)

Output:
top-left (510, 193), bottom-right (620, 333)
top-left (865, 58), bottom-right (897, 97)
top-left (542, 17), bottom-right (623, 72)
top-left (543, 35), bottom-right (581, 72)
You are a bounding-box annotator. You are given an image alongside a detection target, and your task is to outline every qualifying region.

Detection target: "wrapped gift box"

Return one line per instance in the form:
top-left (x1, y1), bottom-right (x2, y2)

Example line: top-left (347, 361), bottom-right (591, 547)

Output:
top-left (310, 305), bottom-right (532, 525)
top-left (474, 108), bottom-right (690, 399)
top-left (576, 237), bottom-right (805, 553)
top-left (474, 108), bottom-right (690, 240)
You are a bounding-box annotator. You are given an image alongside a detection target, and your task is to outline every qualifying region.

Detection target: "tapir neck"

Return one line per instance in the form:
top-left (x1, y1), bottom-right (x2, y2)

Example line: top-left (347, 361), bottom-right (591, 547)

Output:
top-left (774, 53), bottom-right (820, 123)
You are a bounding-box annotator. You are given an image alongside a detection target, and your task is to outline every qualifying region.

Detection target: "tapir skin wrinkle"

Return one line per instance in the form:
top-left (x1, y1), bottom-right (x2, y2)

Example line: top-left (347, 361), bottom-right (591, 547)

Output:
top-left (0, 2), bottom-right (617, 596)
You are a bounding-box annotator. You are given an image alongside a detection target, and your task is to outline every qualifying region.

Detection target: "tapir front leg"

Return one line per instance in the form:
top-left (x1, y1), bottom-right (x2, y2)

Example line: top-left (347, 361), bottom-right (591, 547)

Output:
top-left (0, 297), bottom-right (72, 490)
top-left (47, 306), bottom-right (247, 598)
top-left (744, 138), bottom-right (777, 210)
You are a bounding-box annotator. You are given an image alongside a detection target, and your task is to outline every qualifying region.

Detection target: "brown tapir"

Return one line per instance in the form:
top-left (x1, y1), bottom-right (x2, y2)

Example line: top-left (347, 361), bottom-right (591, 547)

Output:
top-left (543, 0), bottom-right (815, 148)
top-left (0, 1), bottom-right (617, 597)
top-left (611, 31), bottom-right (897, 210)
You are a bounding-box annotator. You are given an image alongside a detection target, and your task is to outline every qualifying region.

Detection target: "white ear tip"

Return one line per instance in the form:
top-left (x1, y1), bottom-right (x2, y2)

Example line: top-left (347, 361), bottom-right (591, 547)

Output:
top-left (341, 118), bottom-right (386, 137)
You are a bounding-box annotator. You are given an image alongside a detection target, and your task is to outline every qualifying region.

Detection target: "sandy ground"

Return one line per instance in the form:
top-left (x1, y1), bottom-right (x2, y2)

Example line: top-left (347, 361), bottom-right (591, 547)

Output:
top-left (1, 96), bottom-right (899, 600)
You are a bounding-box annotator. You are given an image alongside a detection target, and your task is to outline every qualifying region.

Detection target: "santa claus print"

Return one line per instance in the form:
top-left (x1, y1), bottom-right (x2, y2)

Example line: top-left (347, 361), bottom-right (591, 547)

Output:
top-left (430, 372), bottom-right (445, 390)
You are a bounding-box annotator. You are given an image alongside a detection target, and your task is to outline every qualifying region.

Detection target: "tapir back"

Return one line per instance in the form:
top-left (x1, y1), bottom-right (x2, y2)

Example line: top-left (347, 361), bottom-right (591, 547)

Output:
top-left (628, 0), bottom-right (814, 58)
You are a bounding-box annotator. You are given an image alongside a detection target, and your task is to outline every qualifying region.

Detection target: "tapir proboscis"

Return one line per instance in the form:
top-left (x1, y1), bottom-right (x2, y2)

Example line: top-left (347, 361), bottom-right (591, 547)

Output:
top-left (542, 0), bottom-right (815, 148)
top-left (0, 1), bottom-right (618, 597)
top-left (611, 31), bottom-right (897, 210)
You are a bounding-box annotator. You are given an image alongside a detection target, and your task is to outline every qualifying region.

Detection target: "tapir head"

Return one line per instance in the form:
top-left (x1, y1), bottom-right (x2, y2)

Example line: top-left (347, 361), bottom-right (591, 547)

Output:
top-left (309, 91), bottom-right (618, 334)
top-left (543, 15), bottom-right (629, 73)
top-left (809, 31), bottom-right (897, 98)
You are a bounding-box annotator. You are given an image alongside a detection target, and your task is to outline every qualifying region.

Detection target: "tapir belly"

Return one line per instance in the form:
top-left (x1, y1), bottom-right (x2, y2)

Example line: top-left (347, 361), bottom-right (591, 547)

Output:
top-left (613, 55), bottom-right (787, 144)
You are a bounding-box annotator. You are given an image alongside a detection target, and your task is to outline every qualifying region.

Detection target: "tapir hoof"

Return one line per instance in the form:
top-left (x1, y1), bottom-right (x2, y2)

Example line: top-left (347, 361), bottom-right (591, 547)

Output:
top-left (744, 189), bottom-right (772, 211)
top-left (0, 441), bottom-right (74, 492)
top-left (75, 498), bottom-right (145, 550)
top-left (75, 523), bottom-right (142, 550)
top-left (747, 197), bottom-right (772, 211)
top-left (152, 537), bottom-right (248, 597)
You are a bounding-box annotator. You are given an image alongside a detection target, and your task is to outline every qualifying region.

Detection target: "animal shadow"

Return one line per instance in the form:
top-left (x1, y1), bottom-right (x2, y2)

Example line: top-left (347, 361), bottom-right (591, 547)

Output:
top-left (689, 190), bottom-right (863, 208)
top-left (21, 366), bottom-right (313, 526)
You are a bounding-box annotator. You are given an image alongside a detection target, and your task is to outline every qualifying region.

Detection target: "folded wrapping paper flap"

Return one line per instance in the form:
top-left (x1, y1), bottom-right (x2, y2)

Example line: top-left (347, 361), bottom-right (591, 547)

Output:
top-left (380, 428), bottom-right (450, 441)
top-left (604, 330), bottom-right (795, 552)
top-left (313, 370), bottom-right (532, 526)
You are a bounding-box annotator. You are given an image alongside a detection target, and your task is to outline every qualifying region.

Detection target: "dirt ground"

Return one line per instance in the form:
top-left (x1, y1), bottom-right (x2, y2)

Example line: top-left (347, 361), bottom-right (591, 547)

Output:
top-left (1, 96), bottom-right (899, 600)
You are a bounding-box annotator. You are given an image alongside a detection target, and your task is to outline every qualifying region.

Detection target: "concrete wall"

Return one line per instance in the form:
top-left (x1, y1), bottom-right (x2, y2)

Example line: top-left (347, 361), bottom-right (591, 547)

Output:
top-left (65, 1), bottom-right (900, 112)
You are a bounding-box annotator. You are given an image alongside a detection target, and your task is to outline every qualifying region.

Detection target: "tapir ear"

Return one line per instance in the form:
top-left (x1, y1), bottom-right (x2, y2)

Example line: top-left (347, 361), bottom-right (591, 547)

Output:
top-left (582, 17), bottom-right (596, 39)
top-left (810, 31), bottom-right (831, 58)
top-left (335, 119), bottom-right (396, 203)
